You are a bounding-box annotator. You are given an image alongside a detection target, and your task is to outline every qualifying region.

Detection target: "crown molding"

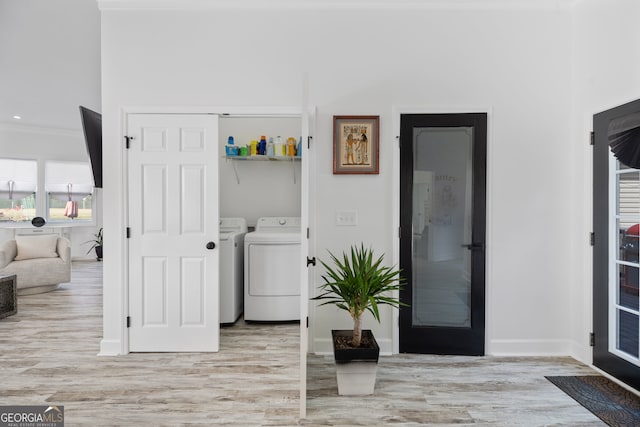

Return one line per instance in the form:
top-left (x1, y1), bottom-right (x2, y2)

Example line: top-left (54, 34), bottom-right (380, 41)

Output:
top-left (0, 121), bottom-right (83, 138)
top-left (98, 0), bottom-right (574, 11)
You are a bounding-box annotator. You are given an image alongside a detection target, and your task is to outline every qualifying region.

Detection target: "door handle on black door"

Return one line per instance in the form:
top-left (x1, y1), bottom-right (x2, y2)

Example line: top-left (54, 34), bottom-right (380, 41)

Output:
top-left (461, 243), bottom-right (485, 251)
top-left (206, 241), bottom-right (216, 250)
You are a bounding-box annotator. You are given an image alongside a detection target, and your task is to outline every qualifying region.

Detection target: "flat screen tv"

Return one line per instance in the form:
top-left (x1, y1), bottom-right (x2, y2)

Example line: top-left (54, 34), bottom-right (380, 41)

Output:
top-left (79, 106), bottom-right (102, 188)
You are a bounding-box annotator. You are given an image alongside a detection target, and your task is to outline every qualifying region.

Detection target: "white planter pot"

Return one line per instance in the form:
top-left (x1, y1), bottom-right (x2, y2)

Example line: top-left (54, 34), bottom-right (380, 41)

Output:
top-left (335, 361), bottom-right (378, 395)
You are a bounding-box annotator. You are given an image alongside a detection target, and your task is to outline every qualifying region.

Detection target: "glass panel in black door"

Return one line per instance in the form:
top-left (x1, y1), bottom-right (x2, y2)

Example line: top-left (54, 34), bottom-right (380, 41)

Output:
top-left (399, 113), bottom-right (486, 356)
top-left (412, 128), bottom-right (472, 328)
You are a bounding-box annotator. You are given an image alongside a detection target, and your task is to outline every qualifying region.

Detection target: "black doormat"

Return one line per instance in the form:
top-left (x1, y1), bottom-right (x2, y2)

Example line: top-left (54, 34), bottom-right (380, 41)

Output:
top-left (546, 376), bottom-right (640, 426)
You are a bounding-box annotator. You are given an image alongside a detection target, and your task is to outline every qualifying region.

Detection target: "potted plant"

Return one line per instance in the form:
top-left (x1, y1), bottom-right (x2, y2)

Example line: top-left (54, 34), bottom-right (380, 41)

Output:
top-left (313, 243), bottom-right (405, 395)
top-left (84, 227), bottom-right (103, 261)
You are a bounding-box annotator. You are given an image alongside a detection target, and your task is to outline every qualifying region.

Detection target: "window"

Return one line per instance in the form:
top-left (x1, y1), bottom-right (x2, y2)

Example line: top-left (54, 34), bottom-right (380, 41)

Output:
top-left (613, 163), bottom-right (640, 360)
top-left (0, 159), bottom-right (37, 223)
top-left (45, 161), bottom-right (94, 222)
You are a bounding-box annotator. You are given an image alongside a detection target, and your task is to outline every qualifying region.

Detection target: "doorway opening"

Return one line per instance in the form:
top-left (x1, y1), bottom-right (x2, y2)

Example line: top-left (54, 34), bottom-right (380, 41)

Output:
top-left (217, 115), bottom-right (303, 343)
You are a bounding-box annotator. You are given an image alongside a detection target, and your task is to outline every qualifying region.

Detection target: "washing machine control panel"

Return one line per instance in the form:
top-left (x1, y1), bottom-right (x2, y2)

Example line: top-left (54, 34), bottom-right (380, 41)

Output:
top-left (255, 217), bottom-right (301, 232)
top-left (219, 217), bottom-right (248, 233)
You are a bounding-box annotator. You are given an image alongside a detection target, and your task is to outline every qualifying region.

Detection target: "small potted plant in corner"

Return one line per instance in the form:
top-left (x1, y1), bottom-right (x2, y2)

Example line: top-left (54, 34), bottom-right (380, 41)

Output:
top-left (84, 227), bottom-right (103, 261)
top-left (312, 243), bottom-right (405, 395)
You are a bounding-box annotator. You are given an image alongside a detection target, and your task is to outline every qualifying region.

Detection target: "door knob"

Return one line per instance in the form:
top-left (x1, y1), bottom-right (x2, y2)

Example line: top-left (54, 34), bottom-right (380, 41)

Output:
top-left (206, 241), bottom-right (216, 250)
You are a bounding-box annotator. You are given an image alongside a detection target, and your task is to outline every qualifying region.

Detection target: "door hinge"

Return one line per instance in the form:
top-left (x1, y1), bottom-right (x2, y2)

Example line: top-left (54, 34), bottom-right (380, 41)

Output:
top-left (127, 316), bottom-right (131, 328)
top-left (307, 136), bottom-right (312, 149)
top-left (398, 226), bottom-right (401, 239)
top-left (396, 136), bottom-right (400, 148)
top-left (590, 332), bottom-right (595, 347)
top-left (306, 316), bottom-right (309, 328)
top-left (306, 227), bottom-right (310, 239)
top-left (590, 131), bottom-right (595, 146)
top-left (125, 135), bottom-right (134, 149)
top-left (590, 232), bottom-right (595, 246)
top-left (126, 227), bottom-right (131, 239)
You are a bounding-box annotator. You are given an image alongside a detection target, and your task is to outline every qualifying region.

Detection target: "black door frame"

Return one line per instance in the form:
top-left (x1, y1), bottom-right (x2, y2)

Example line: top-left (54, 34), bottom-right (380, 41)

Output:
top-left (593, 98), bottom-right (640, 390)
top-left (399, 113), bottom-right (487, 355)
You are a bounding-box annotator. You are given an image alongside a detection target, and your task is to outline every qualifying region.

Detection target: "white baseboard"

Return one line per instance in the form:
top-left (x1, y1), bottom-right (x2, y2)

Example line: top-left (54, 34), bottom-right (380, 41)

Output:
top-left (569, 340), bottom-right (592, 365)
top-left (316, 337), bottom-right (585, 358)
top-left (488, 338), bottom-right (572, 356)
top-left (98, 339), bottom-right (123, 356)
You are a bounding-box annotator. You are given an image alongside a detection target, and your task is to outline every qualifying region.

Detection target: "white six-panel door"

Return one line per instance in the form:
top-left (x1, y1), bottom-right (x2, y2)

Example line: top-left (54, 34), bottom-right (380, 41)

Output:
top-left (127, 113), bottom-right (220, 352)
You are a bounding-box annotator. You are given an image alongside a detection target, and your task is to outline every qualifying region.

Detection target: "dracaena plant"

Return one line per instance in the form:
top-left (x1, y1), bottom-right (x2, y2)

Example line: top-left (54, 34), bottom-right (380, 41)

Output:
top-left (313, 243), bottom-right (406, 347)
top-left (84, 227), bottom-right (103, 254)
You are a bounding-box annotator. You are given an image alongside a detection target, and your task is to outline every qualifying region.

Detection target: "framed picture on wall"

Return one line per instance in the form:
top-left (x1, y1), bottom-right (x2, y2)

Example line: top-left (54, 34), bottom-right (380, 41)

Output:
top-left (333, 115), bottom-right (380, 174)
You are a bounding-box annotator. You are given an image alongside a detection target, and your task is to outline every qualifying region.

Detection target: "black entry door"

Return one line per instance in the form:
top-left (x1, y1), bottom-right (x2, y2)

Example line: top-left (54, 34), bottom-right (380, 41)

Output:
top-left (399, 113), bottom-right (487, 355)
top-left (593, 99), bottom-right (640, 390)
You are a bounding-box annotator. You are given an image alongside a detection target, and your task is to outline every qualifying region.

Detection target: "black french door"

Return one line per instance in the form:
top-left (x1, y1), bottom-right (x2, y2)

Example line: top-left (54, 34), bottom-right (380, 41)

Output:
top-left (399, 113), bottom-right (487, 355)
top-left (593, 99), bottom-right (640, 390)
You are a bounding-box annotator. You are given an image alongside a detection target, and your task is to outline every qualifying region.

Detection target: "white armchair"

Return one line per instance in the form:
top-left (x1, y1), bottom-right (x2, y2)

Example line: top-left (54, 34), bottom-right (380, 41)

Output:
top-left (0, 236), bottom-right (71, 295)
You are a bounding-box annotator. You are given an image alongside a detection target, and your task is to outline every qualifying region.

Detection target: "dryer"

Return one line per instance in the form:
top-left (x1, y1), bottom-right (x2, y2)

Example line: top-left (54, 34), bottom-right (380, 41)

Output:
top-left (219, 217), bottom-right (248, 324)
top-left (244, 217), bottom-right (301, 321)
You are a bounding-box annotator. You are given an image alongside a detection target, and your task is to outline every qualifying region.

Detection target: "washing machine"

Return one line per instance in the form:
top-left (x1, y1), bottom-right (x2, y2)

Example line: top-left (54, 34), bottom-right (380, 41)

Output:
top-left (219, 217), bottom-right (248, 324)
top-left (244, 217), bottom-right (301, 321)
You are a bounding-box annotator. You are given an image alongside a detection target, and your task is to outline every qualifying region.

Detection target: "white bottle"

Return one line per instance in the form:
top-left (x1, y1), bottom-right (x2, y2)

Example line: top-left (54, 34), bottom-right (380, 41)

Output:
top-left (275, 136), bottom-right (284, 156)
top-left (266, 137), bottom-right (274, 157)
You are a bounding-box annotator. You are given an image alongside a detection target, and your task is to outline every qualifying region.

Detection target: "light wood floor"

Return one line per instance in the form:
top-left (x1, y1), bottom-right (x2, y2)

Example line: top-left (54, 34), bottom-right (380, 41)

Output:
top-left (0, 262), bottom-right (605, 426)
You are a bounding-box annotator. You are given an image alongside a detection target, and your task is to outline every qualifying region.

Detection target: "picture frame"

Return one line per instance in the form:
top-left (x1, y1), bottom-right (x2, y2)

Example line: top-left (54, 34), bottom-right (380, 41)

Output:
top-left (333, 115), bottom-right (380, 174)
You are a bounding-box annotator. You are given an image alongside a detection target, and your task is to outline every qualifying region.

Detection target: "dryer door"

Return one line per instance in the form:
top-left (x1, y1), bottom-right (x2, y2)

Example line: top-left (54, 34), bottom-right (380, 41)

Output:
top-left (248, 242), bottom-right (301, 296)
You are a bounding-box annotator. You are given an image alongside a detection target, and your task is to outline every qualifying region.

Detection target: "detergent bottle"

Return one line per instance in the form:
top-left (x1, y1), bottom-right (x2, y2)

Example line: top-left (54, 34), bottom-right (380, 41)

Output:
top-left (287, 137), bottom-right (296, 156)
top-left (274, 136), bottom-right (284, 156)
top-left (258, 136), bottom-right (267, 155)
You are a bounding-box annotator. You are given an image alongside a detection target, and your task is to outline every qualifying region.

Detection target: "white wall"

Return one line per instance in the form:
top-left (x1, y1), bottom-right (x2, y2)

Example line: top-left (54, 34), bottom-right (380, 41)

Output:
top-left (100, 3), bottom-right (574, 355)
top-left (0, 123), bottom-right (102, 260)
top-left (569, 0), bottom-right (640, 364)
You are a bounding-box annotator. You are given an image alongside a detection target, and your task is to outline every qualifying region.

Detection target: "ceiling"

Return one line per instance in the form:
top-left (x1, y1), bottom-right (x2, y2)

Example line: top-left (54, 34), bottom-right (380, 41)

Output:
top-left (0, 0), bottom-right (578, 131)
top-left (0, 0), bottom-right (101, 131)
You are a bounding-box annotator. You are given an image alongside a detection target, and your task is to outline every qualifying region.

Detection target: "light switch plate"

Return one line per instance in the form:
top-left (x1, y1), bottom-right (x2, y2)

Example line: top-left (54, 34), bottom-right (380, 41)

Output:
top-left (335, 211), bottom-right (357, 226)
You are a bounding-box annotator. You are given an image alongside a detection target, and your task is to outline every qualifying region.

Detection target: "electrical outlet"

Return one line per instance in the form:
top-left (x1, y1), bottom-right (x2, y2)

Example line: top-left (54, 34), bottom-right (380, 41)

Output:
top-left (335, 211), bottom-right (357, 226)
